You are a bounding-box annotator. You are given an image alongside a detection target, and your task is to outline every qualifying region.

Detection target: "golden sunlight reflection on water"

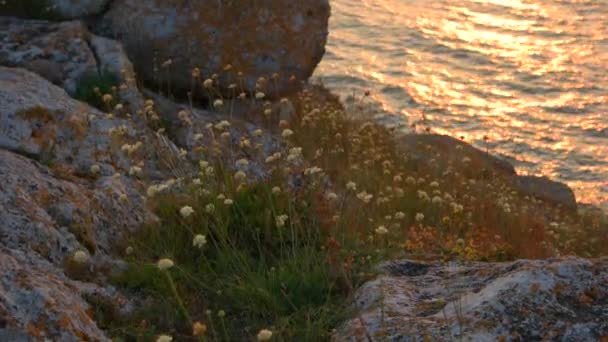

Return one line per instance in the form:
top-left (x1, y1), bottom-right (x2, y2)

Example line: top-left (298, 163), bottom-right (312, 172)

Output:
top-left (315, 0), bottom-right (608, 209)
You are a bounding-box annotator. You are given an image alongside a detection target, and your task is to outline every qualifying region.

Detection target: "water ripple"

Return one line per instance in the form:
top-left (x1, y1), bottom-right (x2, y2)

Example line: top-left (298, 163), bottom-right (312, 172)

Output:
top-left (315, 0), bottom-right (608, 209)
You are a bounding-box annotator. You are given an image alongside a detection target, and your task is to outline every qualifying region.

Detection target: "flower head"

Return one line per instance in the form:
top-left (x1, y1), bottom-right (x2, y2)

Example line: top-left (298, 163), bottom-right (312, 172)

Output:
top-left (193, 322), bottom-right (207, 336)
top-left (281, 129), bottom-right (294, 138)
top-left (157, 258), bottom-right (174, 271)
top-left (375, 226), bottom-right (389, 235)
top-left (73, 250), bottom-right (88, 264)
top-left (180, 206), bottom-right (195, 218)
top-left (193, 234), bottom-right (207, 248)
top-left (415, 213), bottom-right (425, 222)
top-left (156, 335), bottom-right (173, 342)
top-left (257, 329), bottom-right (273, 341)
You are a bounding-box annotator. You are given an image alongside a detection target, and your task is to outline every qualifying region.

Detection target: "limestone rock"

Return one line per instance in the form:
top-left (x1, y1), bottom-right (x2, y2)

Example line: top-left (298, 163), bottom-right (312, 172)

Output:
top-left (516, 175), bottom-right (577, 210)
top-left (337, 258), bottom-right (608, 341)
top-left (0, 247), bottom-right (111, 341)
top-left (46, 0), bottom-right (110, 19)
top-left (98, 0), bottom-right (330, 97)
top-left (0, 66), bottom-right (175, 178)
top-left (0, 17), bottom-right (97, 95)
top-left (88, 34), bottom-right (145, 111)
top-left (0, 0), bottom-right (110, 20)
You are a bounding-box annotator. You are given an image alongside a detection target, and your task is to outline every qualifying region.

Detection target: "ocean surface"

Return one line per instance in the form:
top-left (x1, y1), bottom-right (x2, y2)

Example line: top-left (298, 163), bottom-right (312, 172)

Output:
top-left (314, 0), bottom-right (608, 210)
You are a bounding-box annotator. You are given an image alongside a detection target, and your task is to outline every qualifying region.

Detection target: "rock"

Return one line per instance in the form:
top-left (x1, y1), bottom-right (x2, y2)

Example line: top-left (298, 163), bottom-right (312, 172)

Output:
top-left (0, 17), bottom-right (98, 95)
top-left (0, 148), bottom-right (145, 264)
top-left (0, 246), bottom-right (110, 341)
top-left (337, 258), bottom-right (608, 341)
top-left (516, 176), bottom-right (577, 210)
top-left (46, 0), bottom-right (110, 19)
top-left (0, 17), bottom-right (143, 107)
top-left (0, 0), bottom-right (110, 20)
top-left (400, 134), bottom-right (579, 210)
top-left (0, 66), bottom-right (175, 177)
top-left (88, 34), bottom-right (145, 111)
top-left (98, 0), bottom-right (330, 97)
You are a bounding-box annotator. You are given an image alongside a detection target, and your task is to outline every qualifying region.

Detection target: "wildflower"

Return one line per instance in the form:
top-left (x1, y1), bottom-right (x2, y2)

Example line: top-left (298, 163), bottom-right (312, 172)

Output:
top-left (125, 246), bottom-right (133, 255)
top-left (73, 250), bottom-right (88, 264)
top-left (281, 129), bottom-right (294, 138)
top-left (430, 181), bottom-right (439, 188)
top-left (157, 258), bottom-right (174, 271)
top-left (199, 160), bottom-right (209, 169)
top-left (193, 234), bottom-right (207, 249)
top-left (417, 190), bottom-right (430, 201)
top-left (180, 206), bottom-right (195, 218)
top-left (90, 164), bottom-right (100, 175)
top-left (129, 166), bottom-right (143, 177)
top-left (102, 94), bottom-right (113, 103)
top-left (356, 191), bottom-right (374, 203)
top-left (462, 157), bottom-right (471, 163)
top-left (304, 166), bottom-right (323, 175)
top-left (346, 182), bottom-right (357, 191)
top-left (234, 170), bottom-right (246, 182)
top-left (214, 99), bottom-right (224, 109)
top-left (253, 129), bottom-right (263, 137)
top-left (264, 108), bottom-right (272, 116)
top-left (156, 335), bottom-right (173, 342)
top-left (326, 192), bottom-right (338, 201)
top-left (406, 176), bottom-right (416, 185)
top-left (238, 92), bottom-right (247, 99)
top-left (265, 152), bottom-right (282, 163)
top-left (203, 79), bottom-right (213, 88)
top-left (415, 213), bottom-right (425, 222)
top-left (451, 202), bottom-right (464, 213)
top-left (224, 198), bottom-right (233, 206)
top-left (394, 212), bottom-right (406, 220)
top-left (192, 68), bottom-right (201, 79)
top-left (255, 92), bottom-right (265, 99)
top-left (221, 132), bottom-right (231, 140)
top-left (236, 158), bottom-right (249, 168)
top-left (432, 196), bottom-right (443, 205)
top-left (205, 204), bottom-right (215, 214)
top-left (272, 186), bottom-right (281, 195)
top-left (393, 175), bottom-right (402, 183)
top-left (257, 329), bottom-right (273, 341)
top-left (218, 310), bottom-right (226, 318)
top-left (193, 322), bottom-right (207, 336)
top-left (276, 214), bottom-right (289, 228)
top-left (192, 178), bottom-right (202, 185)
top-left (375, 225), bottom-right (389, 235)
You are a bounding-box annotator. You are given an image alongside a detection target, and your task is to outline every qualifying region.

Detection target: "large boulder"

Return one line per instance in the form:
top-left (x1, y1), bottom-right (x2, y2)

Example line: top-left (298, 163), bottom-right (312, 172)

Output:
top-left (0, 17), bottom-right (143, 110)
top-left (0, 0), bottom-right (110, 20)
top-left (0, 17), bottom-right (97, 95)
top-left (338, 258), bottom-right (608, 341)
top-left (98, 0), bottom-right (330, 97)
top-left (0, 66), bottom-right (172, 177)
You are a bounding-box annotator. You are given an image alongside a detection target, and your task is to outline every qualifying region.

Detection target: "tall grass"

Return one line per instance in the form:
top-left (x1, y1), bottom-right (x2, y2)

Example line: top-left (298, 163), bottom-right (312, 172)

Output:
top-left (78, 68), bottom-right (607, 341)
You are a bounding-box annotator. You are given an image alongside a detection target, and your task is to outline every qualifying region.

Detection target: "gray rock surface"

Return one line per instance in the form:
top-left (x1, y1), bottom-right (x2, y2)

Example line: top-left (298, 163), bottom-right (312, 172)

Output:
top-left (44, 0), bottom-right (110, 19)
top-left (0, 17), bottom-right (144, 109)
top-left (401, 134), bottom-right (578, 210)
top-left (0, 17), bottom-right (97, 95)
top-left (0, 67), bottom-right (182, 340)
top-left (337, 258), bottom-right (608, 341)
top-left (0, 246), bottom-right (111, 341)
top-left (98, 0), bottom-right (330, 97)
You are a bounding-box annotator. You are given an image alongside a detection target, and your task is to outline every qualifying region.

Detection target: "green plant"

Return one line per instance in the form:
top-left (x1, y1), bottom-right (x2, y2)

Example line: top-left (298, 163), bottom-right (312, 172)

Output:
top-left (0, 0), bottom-right (63, 21)
top-left (75, 71), bottom-right (120, 110)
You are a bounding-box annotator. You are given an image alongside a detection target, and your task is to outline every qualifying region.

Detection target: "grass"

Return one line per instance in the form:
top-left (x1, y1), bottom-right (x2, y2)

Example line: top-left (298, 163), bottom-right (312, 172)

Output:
top-left (0, 0), bottom-right (64, 21)
top-left (74, 69), bottom-right (608, 341)
top-left (75, 70), bottom-right (120, 110)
